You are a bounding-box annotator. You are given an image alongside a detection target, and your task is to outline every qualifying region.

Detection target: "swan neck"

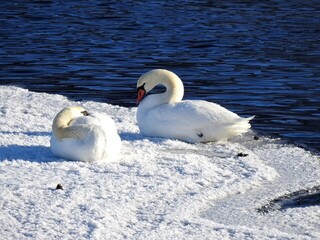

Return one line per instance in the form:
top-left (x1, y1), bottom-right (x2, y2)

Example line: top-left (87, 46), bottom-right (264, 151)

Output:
top-left (52, 112), bottom-right (79, 139)
top-left (160, 73), bottom-right (184, 104)
top-left (139, 70), bottom-right (184, 110)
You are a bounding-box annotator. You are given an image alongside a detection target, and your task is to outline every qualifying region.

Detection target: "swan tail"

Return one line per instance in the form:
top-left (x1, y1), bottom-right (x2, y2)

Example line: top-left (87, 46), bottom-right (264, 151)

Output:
top-left (200, 116), bottom-right (254, 142)
top-left (213, 116), bottom-right (254, 140)
top-left (245, 115), bottom-right (255, 121)
top-left (228, 116), bottom-right (255, 135)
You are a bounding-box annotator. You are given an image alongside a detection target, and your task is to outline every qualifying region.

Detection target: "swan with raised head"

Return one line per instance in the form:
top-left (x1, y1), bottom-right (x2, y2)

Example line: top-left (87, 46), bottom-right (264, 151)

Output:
top-left (136, 69), bottom-right (254, 143)
top-left (50, 106), bottom-right (121, 163)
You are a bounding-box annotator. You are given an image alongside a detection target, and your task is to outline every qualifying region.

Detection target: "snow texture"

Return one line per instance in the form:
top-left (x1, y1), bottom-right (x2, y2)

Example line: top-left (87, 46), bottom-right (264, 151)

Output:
top-left (1, 86), bottom-right (320, 240)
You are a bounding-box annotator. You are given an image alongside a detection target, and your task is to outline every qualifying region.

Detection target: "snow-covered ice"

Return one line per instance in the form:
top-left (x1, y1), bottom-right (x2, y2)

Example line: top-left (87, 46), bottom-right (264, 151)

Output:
top-left (0, 86), bottom-right (319, 239)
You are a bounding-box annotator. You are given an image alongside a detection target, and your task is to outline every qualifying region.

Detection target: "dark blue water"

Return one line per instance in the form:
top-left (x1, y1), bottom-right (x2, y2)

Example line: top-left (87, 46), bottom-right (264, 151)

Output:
top-left (1, 1), bottom-right (320, 152)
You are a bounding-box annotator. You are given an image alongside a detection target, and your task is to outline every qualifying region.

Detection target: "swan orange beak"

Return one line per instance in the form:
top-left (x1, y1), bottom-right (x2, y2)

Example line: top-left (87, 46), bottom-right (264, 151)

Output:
top-left (136, 88), bottom-right (146, 105)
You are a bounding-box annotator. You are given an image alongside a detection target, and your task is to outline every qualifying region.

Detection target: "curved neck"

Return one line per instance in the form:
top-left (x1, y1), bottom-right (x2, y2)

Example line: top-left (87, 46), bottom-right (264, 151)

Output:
top-left (162, 75), bottom-right (184, 104)
top-left (52, 112), bottom-right (83, 140)
top-left (140, 72), bottom-right (184, 110)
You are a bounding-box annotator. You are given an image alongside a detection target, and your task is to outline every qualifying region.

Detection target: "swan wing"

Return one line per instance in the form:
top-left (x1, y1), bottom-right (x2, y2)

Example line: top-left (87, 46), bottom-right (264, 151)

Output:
top-left (51, 114), bottom-right (121, 162)
top-left (138, 100), bottom-right (253, 142)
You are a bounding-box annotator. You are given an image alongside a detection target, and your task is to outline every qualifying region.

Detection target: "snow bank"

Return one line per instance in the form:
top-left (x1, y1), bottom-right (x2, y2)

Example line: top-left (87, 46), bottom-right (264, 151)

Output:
top-left (0, 86), bottom-right (319, 239)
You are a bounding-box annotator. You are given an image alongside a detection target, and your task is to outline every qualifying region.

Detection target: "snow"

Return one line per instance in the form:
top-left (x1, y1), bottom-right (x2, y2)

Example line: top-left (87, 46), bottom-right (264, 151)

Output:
top-left (1, 86), bottom-right (320, 240)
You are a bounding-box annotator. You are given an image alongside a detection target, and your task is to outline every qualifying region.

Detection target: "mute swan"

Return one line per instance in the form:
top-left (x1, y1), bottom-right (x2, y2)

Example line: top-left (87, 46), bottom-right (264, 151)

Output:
top-left (136, 69), bottom-right (254, 143)
top-left (50, 106), bottom-right (121, 163)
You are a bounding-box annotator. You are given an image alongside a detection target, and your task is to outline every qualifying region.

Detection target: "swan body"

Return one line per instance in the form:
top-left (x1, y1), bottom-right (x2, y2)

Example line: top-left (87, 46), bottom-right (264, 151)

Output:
top-left (136, 69), bottom-right (254, 143)
top-left (50, 106), bottom-right (121, 163)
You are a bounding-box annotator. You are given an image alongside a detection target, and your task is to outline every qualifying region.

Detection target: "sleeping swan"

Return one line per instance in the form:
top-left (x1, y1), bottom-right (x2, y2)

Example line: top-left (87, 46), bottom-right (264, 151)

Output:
top-left (136, 69), bottom-right (254, 143)
top-left (50, 106), bottom-right (121, 163)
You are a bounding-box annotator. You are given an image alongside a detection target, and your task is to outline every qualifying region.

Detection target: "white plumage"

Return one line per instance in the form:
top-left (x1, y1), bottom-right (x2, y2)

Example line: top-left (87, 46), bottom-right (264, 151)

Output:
top-left (50, 106), bottom-right (121, 163)
top-left (136, 69), bottom-right (254, 143)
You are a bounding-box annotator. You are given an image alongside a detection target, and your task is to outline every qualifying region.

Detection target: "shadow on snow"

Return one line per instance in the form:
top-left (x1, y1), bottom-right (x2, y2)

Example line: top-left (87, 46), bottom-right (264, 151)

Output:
top-left (0, 144), bottom-right (62, 163)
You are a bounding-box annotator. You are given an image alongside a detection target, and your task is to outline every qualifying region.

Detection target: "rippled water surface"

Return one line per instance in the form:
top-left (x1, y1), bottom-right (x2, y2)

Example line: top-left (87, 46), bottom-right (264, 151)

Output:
top-left (1, 1), bottom-right (320, 152)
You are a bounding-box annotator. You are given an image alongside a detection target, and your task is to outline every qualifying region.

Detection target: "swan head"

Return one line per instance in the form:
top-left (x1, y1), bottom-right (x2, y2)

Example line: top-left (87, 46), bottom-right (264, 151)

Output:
top-left (52, 106), bottom-right (89, 139)
top-left (136, 69), bottom-right (184, 105)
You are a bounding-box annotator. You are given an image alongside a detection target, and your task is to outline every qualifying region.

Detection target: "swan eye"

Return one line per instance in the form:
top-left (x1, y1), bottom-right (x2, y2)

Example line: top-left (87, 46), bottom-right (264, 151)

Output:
top-left (81, 110), bottom-right (89, 116)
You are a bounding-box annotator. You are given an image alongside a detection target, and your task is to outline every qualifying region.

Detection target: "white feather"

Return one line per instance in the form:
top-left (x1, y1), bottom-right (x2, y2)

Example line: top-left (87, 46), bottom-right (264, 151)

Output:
top-left (137, 69), bottom-right (254, 143)
top-left (50, 107), bottom-right (121, 163)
